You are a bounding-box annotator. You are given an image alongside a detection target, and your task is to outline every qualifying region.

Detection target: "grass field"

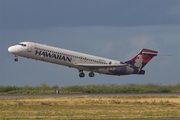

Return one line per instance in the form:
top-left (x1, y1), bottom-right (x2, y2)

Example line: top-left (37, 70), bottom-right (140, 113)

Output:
top-left (0, 95), bottom-right (180, 119)
top-left (1, 83), bottom-right (180, 94)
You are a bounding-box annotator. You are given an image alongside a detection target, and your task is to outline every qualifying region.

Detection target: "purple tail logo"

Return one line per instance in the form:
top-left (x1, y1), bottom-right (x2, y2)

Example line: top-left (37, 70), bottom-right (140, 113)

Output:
top-left (125, 48), bottom-right (158, 72)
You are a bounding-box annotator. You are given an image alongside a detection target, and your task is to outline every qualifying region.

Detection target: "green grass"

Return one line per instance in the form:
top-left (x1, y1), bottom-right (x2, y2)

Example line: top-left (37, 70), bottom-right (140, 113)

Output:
top-left (1, 83), bottom-right (180, 94)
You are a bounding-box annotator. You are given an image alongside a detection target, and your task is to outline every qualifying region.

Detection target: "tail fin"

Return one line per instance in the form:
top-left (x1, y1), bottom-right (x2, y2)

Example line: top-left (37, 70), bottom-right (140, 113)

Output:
top-left (125, 48), bottom-right (158, 70)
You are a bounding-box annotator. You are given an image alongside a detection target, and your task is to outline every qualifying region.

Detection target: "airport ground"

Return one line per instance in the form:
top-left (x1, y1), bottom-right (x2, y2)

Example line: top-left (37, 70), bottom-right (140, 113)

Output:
top-left (0, 93), bottom-right (180, 119)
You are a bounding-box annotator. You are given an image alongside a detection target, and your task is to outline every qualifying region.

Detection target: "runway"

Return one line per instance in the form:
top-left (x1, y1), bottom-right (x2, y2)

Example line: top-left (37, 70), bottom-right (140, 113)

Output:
top-left (0, 93), bottom-right (180, 98)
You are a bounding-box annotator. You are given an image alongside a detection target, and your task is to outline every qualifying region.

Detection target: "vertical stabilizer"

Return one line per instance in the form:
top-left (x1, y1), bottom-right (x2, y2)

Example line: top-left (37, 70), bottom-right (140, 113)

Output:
top-left (125, 48), bottom-right (158, 72)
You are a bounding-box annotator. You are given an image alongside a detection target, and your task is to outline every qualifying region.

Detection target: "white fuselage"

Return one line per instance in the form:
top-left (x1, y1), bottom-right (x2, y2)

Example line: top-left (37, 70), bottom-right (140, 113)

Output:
top-left (8, 42), bottom-right (120, 75)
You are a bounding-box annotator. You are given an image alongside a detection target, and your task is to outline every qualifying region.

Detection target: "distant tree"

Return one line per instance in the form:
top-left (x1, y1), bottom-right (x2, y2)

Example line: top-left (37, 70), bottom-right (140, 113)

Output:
top-left (52, 84), bottom-right (59, 90)
top-left (40, 82), bottom-right (50, 90)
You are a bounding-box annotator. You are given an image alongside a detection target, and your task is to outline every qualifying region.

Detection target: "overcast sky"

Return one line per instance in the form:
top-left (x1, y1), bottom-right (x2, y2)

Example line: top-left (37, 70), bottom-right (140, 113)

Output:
top-left (0, 0), bottom-right (180, 87)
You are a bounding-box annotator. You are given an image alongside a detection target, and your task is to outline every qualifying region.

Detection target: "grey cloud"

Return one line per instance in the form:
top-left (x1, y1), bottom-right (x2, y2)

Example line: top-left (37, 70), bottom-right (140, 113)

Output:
top-left (1, 0), bottom-right (180, 29)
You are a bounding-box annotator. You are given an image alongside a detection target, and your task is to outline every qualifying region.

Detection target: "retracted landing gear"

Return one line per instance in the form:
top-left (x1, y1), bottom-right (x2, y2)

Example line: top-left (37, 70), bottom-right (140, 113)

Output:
top-left (89, 72), bottom-right (94, 77)
top-left (79, 70), bottom-right (85, 78)
top-left (14, 55), bottom-right (18, 62)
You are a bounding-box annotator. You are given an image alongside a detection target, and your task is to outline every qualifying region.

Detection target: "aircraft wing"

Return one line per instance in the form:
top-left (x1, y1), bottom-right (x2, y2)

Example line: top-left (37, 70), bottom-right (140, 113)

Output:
top-left (74, 63), bottom-right (128, 69)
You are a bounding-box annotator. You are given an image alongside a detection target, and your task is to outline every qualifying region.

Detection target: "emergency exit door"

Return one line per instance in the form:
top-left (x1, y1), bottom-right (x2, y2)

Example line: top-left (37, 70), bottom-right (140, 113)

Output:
top-left (27, 43), bottom-right (32, 52)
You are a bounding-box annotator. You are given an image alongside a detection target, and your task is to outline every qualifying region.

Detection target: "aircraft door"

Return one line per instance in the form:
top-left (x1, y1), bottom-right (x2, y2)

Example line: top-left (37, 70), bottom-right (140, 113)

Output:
top-left (27, 43), bottom-right (32, 52)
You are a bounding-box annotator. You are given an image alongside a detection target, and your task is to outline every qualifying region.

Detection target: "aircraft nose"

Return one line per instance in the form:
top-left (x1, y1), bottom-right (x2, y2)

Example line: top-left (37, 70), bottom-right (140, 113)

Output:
top-left (8, 46), bottom-right (20, 54)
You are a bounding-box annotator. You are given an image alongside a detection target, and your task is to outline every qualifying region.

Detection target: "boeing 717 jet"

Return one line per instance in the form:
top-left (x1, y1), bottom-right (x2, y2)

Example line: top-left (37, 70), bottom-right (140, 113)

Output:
top-left (8, 42), bottom-right (170, 77)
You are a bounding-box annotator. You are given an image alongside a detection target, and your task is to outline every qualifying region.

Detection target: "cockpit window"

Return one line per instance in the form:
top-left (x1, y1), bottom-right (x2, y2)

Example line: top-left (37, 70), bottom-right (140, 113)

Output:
top-left (19, 44), bottom-right (26, 47)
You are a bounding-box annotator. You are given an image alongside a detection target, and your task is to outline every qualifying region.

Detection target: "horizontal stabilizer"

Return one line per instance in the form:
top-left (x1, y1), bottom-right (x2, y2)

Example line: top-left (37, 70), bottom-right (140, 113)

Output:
top-left (142, 52), bottom-right (172, 56)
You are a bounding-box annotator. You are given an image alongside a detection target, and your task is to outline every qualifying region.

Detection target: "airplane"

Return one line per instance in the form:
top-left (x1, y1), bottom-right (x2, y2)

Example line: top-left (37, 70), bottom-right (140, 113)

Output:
top-left (8, 42), bottom-right (170, 78)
